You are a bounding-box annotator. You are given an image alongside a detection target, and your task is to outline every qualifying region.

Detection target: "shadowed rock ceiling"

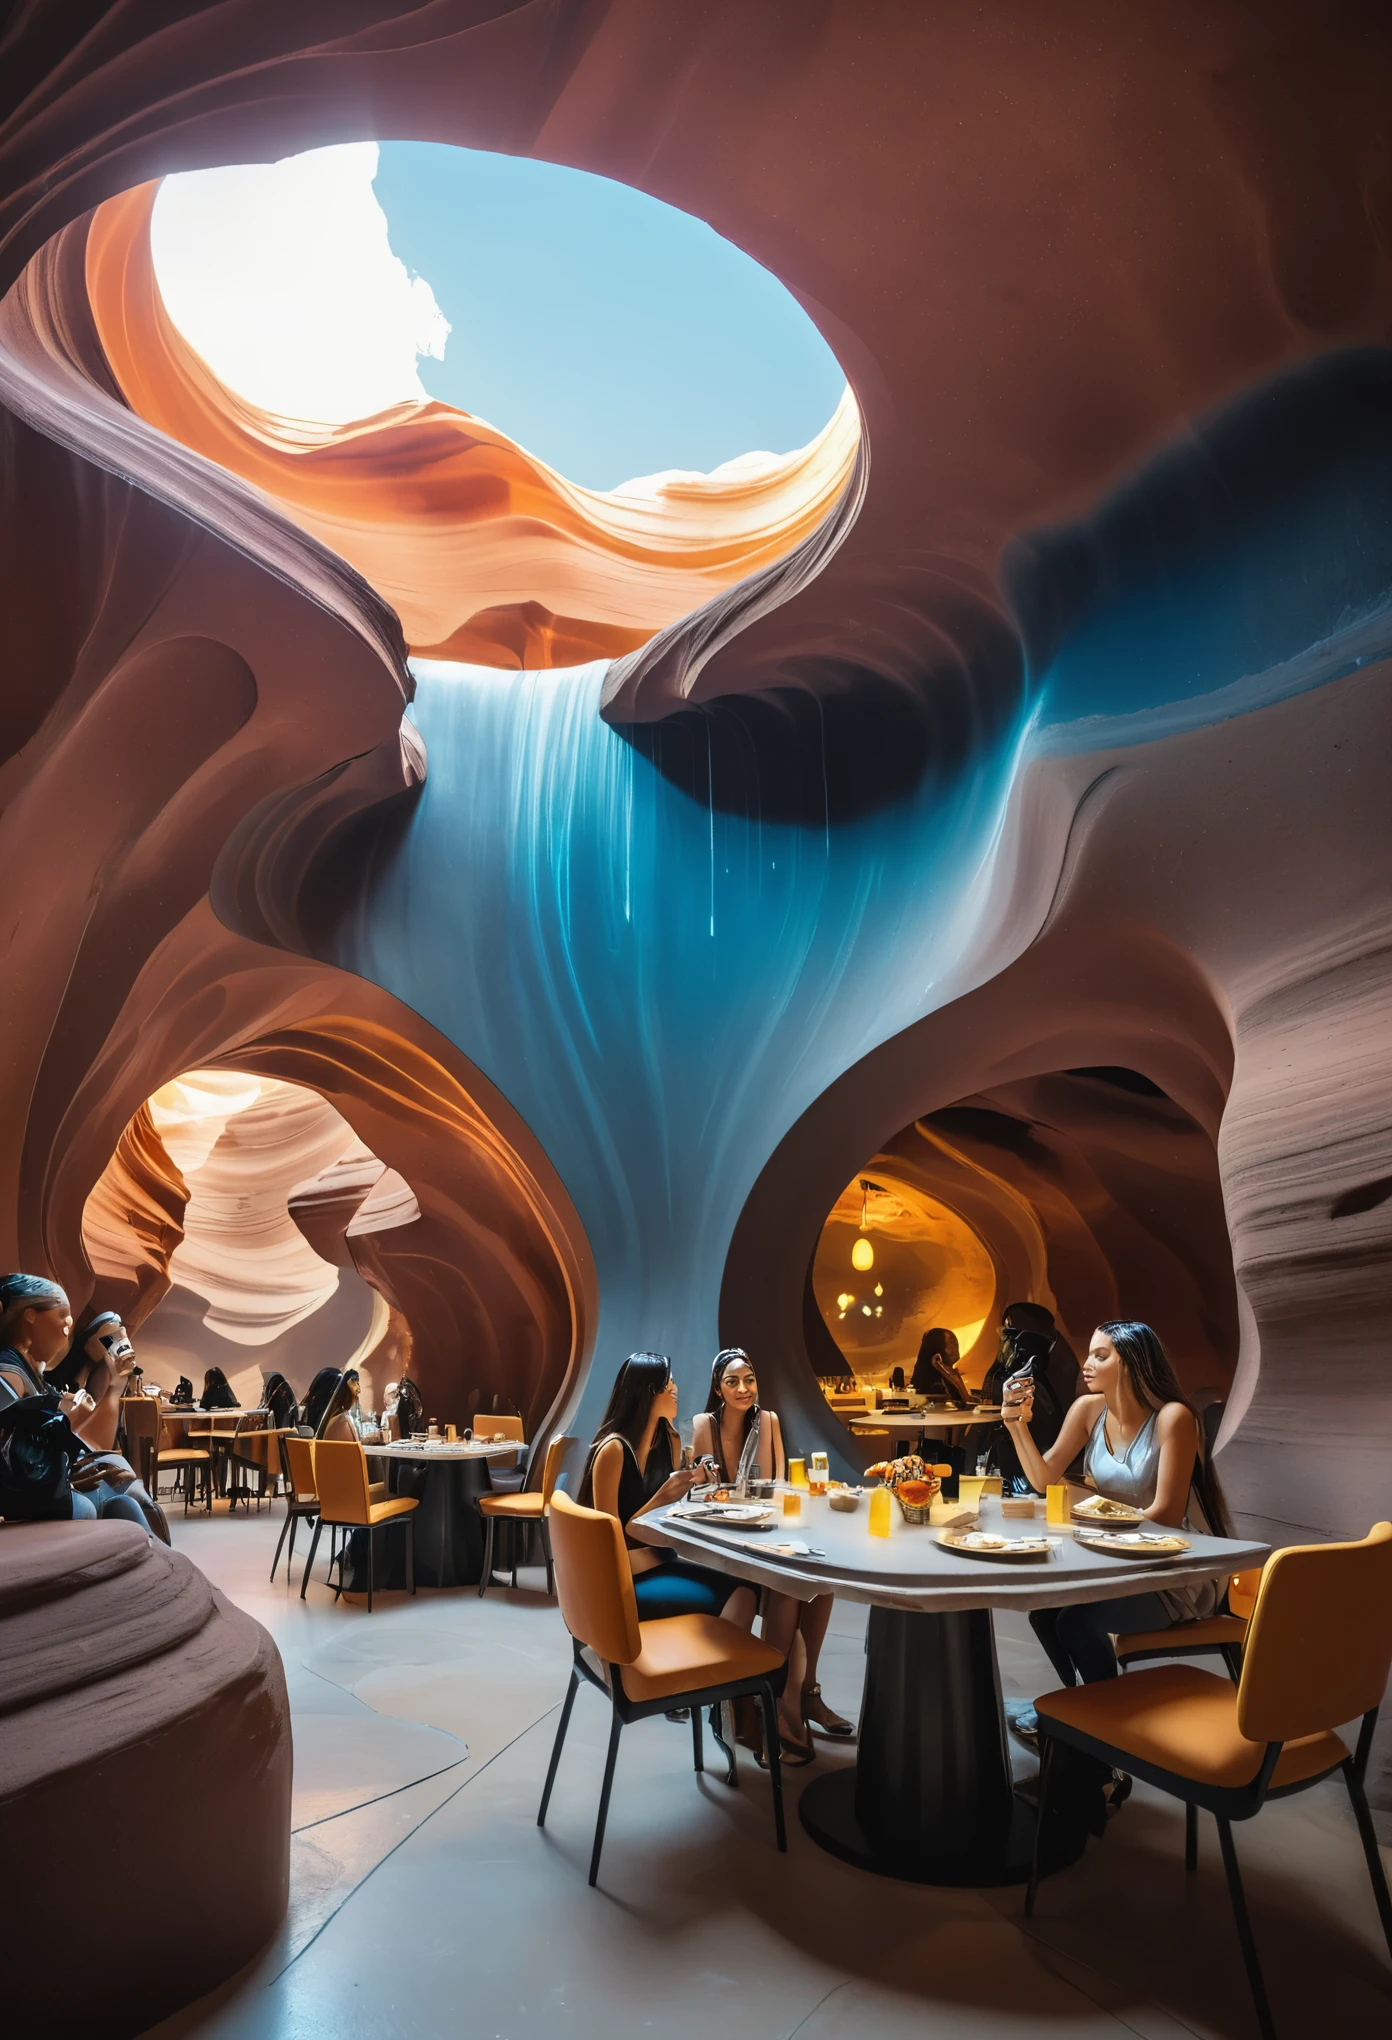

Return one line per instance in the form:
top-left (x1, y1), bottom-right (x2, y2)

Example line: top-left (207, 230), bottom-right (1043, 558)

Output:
top-left (3, 1), bottom-right (1392, 1806)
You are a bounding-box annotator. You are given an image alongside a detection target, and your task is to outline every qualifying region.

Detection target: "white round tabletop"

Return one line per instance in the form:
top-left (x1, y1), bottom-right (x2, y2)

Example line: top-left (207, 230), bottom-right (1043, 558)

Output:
top-left (848, 1408), bottom-right (1000, 1433)
top-left (364, 1438), bottom-right (522, 1463)
top-left (630, 1489), bottom-right (1267, 1614)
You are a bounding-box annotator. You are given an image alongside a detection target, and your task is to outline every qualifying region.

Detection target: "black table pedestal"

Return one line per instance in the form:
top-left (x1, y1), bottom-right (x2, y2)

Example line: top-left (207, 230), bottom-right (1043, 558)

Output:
top-left (341, 1456), bottom-right (494, 1592)
top-left (799, 1605), bottom-right (1090, 1887)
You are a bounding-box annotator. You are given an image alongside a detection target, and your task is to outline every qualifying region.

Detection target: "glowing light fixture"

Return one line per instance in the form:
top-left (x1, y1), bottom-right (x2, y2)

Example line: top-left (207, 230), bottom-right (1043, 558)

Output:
top-left (873, 1283), bottom-right (883, 1297)
top-left (861, 1304), bottom-right (872, 1316)
top-left (836, 1292), bottom-right (854, 1311)
top-left (851, 1237), bottom-right (874, 1272)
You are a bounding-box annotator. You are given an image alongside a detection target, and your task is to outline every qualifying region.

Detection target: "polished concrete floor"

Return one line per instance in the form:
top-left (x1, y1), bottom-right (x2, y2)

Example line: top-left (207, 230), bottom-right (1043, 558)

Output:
top-left (142, 1499), bottom-right (1392, 2040)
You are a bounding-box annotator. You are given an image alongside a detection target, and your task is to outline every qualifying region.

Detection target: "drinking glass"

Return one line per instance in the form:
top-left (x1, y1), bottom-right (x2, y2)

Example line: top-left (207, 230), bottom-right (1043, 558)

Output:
top-left (788, 1456), bottom-right (808, 1488)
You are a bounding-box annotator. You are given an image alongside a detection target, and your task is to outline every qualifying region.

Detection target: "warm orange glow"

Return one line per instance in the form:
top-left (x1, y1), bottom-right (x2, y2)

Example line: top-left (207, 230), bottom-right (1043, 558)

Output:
top-left (851, 1236), bottom-right (875, 1272)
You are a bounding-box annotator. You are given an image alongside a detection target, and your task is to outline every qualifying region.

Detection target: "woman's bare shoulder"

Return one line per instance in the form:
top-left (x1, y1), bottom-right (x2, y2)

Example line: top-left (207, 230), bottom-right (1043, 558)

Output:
top-left (1155, 1400), bottom-right (1198, 1437)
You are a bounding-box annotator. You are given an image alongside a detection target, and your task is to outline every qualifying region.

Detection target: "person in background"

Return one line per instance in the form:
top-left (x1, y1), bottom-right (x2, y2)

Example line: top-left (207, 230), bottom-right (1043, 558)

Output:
top-left (911, 1326), bottom-right (970, 1405)
top-left (0, 1274), bottom-right (149, 1527)
top-left (693, 1348), bottom-right (854, 1760)
top-left (261, 1371), bottom-right (300, 1431)
top-left (300, 1367), bottom-right (342, 1437)
top-left (312, 1369), bottom-right (365, 1442)
top-left (199, 1365), bottom-right (238, 1411)
top-left (888, 1366), bottom-right (907, 1392)
top-left (1001, 1318), bottom-right (1228, 1756)
top-left (50, 1310), bottom-right (137, 1450)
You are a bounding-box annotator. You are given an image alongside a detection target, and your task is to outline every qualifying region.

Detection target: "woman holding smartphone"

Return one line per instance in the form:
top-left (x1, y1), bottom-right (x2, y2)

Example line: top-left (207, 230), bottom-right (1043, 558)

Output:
top-left (693, 1348), bottom-right (854, 1762)
top-left (1001, 1318), bottom-right (1227, 1742)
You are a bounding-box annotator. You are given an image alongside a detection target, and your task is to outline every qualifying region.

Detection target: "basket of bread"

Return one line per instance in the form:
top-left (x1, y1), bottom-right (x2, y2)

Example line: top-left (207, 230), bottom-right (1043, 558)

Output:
top-left (863, 1454), bottom-right (954, 1524)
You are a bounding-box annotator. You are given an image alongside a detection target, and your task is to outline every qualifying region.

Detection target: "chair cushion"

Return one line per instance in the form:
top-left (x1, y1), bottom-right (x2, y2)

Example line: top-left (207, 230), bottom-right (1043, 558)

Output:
top-left (1037, 1664), bottom-right (1347, 1789)
top-left (478, 1491), bottom-right (545, 1519)
top-left (366, 1496), bottom-right (419, 1526)
top-left (158, 1449), bottom-right (210, 1464)
top-left (1117, 1615), bottom-right (1247, 1658)
top-left (618, 1613), bottom-right (785, 1703)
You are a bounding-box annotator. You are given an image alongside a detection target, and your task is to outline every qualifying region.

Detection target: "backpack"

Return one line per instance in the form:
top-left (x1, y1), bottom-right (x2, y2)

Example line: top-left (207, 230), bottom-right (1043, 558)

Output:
top-left (0, 1390), bottom-right (97, 1521)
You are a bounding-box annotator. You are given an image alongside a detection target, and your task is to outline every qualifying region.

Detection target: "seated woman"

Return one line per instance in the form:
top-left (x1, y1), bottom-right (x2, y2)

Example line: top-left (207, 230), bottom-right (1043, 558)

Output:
top-left (311, 1369), bottom-right (364, 1442)
top-left (199, 1365), bottom-right (239, 1411)
top-left (1002, 1317), bottom-right (1227, 1741)
top-left (693, 1348), bottom-right (855, 1761)
top-left (0, 1275), bottom-right (149, 1526)
top-left (911, 1326), bottom-right (970, 1405)
top-left (579, 1352), bottom-right (756, 1636)
top-left (261, 1370), bottom-right (300, 1431)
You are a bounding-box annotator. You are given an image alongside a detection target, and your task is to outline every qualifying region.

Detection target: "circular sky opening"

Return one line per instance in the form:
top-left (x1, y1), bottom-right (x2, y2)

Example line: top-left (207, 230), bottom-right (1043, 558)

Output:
top-left (151, 141), bottom-right (848, 493)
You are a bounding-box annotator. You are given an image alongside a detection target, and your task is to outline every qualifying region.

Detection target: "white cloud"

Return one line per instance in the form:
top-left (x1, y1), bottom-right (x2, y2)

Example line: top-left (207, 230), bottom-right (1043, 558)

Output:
top-left (151, 142), bottom-right (450, 424)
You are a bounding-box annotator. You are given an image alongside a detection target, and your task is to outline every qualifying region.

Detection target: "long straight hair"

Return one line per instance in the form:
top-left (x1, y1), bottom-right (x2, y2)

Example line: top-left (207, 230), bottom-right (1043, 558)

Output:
top-left (1097, 1319), bottom-right (1230, 1535)
top-left (578, 1352), bottom-right (676, 1506)
top-left (703, 1347), bottom-right (759, 1467)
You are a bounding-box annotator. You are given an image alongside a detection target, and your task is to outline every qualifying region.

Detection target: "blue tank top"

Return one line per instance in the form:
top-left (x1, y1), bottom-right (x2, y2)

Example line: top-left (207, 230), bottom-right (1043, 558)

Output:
top-left (1083, 1405), bottom-right (1162, 1508)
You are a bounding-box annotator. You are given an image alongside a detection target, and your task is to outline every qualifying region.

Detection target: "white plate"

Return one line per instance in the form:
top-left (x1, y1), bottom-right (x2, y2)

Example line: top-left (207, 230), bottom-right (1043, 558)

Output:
top-left (937, 1529), bottom-right (1053, 1562)
top-left (673, 1503), bottom-right (774, 1526)
top-left (1072, 1495), bottom-right (1145, 1524)
top-left (1075, 1529), bottom-right (1191, 1559)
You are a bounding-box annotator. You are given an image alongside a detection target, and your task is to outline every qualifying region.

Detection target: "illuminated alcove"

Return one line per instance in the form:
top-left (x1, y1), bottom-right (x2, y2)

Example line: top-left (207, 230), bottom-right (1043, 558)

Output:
top-left (808, 1066), bottom-right (1239, 1409)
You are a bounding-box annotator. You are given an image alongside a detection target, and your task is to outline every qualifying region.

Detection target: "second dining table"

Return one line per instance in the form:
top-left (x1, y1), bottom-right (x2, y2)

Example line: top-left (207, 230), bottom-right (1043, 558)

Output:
top-left (345, 1436), bottom-right (528, 1590)
top-left (631, 1488), bottom-right (1267, 1888)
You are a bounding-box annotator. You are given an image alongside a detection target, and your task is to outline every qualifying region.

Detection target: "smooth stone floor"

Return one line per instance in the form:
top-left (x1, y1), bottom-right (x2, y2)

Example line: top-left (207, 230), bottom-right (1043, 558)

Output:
top-left (141, 1500), bottom-right (1392, 2040)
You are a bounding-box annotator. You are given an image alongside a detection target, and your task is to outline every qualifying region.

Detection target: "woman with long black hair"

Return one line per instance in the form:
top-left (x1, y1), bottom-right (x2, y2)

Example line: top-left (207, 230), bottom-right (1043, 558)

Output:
top-left (693, 1348), bottom-right (853, 1760)
top-left (1002, 1318), bottom-right (1229, 1741)
top-left (579, 1352), bottom-right (756, 1627)
top-left (199, 1365), bottom-right (238, 1411)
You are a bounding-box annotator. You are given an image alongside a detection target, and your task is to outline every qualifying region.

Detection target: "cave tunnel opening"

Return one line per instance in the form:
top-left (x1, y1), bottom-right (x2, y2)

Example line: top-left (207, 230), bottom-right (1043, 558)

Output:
top-left (79, 1057), bottom-right (580, 1438)
top-left (807, 1065), bottom-right (1239, 1417)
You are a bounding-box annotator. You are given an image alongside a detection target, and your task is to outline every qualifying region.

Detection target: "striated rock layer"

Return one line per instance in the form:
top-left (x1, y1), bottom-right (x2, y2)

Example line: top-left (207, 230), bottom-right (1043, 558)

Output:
top-left (2, 3), bottom-right (1391, 1824)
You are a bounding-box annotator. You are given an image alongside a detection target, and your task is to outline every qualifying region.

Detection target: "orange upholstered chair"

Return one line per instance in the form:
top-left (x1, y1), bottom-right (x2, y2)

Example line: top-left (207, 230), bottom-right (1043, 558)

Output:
top-left (537, 1490), bottom-right (788, 1887)
top-left (477, 1434), bottom-right (571, 1596)
top-left (122, 1395), bottom-right (211, 1512)
top-left (1027, 1525), bottom-right (1392, 2040)
top-left (1116, 1566), bottom-right (1262, 1681)
top-left (300, 1439), bottom-right (418, 1613)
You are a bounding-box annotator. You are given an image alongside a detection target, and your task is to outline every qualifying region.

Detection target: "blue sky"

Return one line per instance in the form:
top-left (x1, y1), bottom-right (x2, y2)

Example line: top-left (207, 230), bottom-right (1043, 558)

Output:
top-left (372, 142), bottom-right (845, 490)
top-left (153, 142), bottom-right (846, 492)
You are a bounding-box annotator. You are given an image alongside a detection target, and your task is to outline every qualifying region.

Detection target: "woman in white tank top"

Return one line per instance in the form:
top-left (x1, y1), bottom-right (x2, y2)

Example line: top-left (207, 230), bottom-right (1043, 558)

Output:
top-left (693, 1349), bottom-right (854, 1764)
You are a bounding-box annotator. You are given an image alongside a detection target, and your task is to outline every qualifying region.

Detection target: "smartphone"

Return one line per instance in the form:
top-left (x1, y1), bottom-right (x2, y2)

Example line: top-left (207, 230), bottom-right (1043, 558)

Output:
top-left (1002, 1357), bottom-right (1035, 1397)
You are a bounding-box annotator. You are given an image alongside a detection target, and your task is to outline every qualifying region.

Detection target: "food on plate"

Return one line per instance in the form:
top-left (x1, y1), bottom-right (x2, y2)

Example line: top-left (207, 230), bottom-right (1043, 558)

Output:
top-left (960, 1532), bottom-right (1008, 1550)
top-left (1073, 1494), bottom-right (1142, 1520)
top-left (863, 1455), bottom-right (952, 1496)
top-left (895, 1479), bottom-right (936, 1505)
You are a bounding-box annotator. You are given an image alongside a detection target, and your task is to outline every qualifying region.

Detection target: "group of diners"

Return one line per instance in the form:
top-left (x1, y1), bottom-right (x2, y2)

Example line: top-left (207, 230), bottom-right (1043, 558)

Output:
top-left (574, 1317), bottom-right (1232, 1774)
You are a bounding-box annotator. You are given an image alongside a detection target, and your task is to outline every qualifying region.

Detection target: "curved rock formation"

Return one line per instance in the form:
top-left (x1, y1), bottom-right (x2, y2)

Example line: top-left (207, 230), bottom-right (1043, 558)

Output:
top-left (0, 1521), bottom-right (290, 2038)
top-left (81, 1100), bottom-right (189, 1331)
top-left (3, 2), bottom-right (1392, 1823)
top-left (84, 181), bottom-right (858, 672)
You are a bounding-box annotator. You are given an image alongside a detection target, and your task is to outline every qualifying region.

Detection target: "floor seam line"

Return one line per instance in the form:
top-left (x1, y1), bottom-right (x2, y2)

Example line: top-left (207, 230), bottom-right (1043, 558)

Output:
top-left (781, 1975), bottom-right (853, 2038)
top-left (268, 1701), bottom-right (561, 1985)
top-left (291, 1756), bottom-right (471, 1834)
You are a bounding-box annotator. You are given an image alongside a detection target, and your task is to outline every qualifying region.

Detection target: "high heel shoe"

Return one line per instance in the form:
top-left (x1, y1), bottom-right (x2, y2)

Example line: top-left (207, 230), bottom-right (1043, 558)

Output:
top-left (754, 1719), bottom-right (817, 1769)
top-left (801, 1684), bottom-right (855, 1738)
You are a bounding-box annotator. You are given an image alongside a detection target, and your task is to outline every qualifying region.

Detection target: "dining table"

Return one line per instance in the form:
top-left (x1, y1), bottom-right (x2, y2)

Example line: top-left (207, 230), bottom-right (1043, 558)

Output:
top-left (347, 1436), bottom-right (528, 1590)
top-left (631, 1488), bottom-right (1268, 1888)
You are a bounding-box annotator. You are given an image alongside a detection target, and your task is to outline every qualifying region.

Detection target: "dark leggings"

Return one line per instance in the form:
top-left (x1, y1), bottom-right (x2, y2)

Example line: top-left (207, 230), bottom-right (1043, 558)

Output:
top-left (1029, 1590), bottom-right (1172, 1688)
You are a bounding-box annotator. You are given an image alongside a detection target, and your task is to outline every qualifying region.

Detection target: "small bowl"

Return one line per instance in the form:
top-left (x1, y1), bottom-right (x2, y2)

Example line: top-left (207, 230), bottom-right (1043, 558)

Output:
top-left (828, 1489), bottom-right (862, 1514)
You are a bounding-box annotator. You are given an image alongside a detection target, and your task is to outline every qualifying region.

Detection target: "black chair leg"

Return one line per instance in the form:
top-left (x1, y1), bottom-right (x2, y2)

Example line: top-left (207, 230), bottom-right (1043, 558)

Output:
top-left (758, 1682), bottom-right (786, 1852)
top-left (287, 1511), bottom-right (300, 1573)
top-left (589, 1700), bottom-right (624, 1887)
top-left (478, 1515), bottom-right (495, 1598)
top-left (1216, 1817), bottom-right (1276, 2040)
top-left (406, 1515), bottom-right (416, 1596)
top-left (692, 1705), bottom-right (704, 1773)
top-left (366, 1525), bottom-right (374, 1615)
top-left (1185, 1799), bottom-right (1198, 1873)
top-left (300, 1518), bottom-right (323, 1600)
top-left (1025, 1735), bottom-right (1056, 1917)
top-left (538, 1665), bottom-right (580, 1828)
top-left (511, 1519), bottom-right (520, 1591)
top-left (1344, 1758), bottom-right (1392, 1960)
top-left (709, 1704), bottom-right (738, 1788)
top-left (270, 1509), bottom-right (293, 1583)
top-left (542, 1520), bottom-right (554, 1597)
top-left (1221, 1644), bottom-right (1244, 1683)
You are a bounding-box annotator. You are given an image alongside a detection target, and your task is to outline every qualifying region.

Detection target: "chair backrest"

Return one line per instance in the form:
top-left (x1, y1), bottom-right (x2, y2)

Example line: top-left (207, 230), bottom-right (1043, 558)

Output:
top-left (311, 1439), bottom-right (373, 1524)
top-left (1227, 1567), bottom-right (1261, 1621)
top-left (1237, 1523), bottom-right (1392, 1745)
top-left (120, 1396), bottom-right (160, 1453)
top-left (540, 1434), bottom-right (572, 1506)
top-left (479, 1414), bottom-right (525, 1442)
top-left (282, 1432), bottom-right (318, 1501)
top-left (547, 1491), bottom-right (642, 1666)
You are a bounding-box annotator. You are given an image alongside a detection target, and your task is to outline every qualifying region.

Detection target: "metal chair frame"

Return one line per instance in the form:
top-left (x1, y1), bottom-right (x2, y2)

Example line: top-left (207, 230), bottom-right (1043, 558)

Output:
top-left (1027, 1706), bottom-right (1392, 2040)
top-left (270, 1433), bottom-right (319, 1584)
top-left (538, 1636), bottom-right (787, 1887)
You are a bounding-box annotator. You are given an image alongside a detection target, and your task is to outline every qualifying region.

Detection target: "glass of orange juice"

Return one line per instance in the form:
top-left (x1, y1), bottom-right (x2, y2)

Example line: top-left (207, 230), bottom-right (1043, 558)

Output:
top-left (788, 1456), bottom-right (808, 1488)
top-left (782, 1489), bottom-right (802, 1519)
top-left (808, 1451), bottom-right (829, 1495)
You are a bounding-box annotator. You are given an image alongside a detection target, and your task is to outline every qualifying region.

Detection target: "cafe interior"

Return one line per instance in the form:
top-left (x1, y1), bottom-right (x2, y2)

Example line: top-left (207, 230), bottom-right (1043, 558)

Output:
top-left (3, 8), bottom-right (1392, 2039)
